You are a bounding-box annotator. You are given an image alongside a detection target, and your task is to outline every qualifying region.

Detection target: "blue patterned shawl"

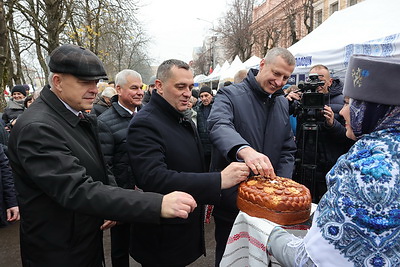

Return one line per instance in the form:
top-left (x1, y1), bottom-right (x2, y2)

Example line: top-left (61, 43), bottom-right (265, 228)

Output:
top-left (304, 127), bottom-right (400, 266)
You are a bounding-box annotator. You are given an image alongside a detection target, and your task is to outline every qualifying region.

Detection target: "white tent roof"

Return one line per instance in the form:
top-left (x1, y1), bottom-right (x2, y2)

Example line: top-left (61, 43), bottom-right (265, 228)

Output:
top-left (194, 74), bottom-right (207, 83)
top-left (243, 55), bottom-right (261, 69)
top-left (288, 0), bottom-right (400, 78)
top-left (219, 55), bottom-right (244, 81)
top-left (203, 61), bottom-right (230, 82)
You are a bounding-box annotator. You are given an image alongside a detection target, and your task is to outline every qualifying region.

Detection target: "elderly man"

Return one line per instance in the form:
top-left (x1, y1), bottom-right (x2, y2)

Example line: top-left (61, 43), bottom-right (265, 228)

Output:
top-left (97, 69), bottom-right (144, 267)
top-left (208, 47), bottom-right (297, 266)
top-left (8, 44), bottom-right (196, 267)
top-left (126, 59), bottom-right (250, 266)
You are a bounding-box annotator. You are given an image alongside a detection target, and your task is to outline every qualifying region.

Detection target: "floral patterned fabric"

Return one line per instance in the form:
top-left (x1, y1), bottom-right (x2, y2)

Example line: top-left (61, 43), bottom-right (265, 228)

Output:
top-left (307, 127), bottom-right (400, 266)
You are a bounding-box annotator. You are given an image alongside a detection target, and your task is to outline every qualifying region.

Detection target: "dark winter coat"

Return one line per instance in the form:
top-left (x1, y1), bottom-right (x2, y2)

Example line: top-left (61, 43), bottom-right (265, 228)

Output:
top-left (97, 95), bottom-right (138, 189)
top-left (8, 86), bottom-right (163, 267)
top-left (208, 68), bottom-right (297, 222)
top-left (90, 96), bottom-right (109, 116)
top-left (195, 101), bottom-right (213, 157)
top-left (0, 145), bottom-right (16, 227)
top-left (127, 91), bottom-right (221, 266)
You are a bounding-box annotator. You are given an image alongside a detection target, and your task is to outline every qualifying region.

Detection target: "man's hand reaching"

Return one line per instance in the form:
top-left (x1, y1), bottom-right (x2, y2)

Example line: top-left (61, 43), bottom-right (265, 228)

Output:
top-left (161, 191), bottom-right (197, 219)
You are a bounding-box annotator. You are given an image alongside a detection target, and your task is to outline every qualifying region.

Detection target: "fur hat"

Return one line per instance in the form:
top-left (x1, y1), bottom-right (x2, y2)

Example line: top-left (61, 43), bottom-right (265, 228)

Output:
top-left (48, 44), bottom-right (108, 80)
top-left (11, 85), bottom-right (27, 97)
top-left (343, 55), bottom-right (400, 105)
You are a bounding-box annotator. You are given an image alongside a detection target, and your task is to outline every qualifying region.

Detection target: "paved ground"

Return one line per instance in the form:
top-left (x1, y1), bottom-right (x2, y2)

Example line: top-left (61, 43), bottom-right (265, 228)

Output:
top-left (0, 219), bottom-right (216, 267)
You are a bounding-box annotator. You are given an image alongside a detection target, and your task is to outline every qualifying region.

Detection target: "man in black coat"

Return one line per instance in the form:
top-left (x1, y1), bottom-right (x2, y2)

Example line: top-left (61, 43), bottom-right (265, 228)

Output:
top-left (195, 86), bottom-right (214, 170)
top-left (286, 64), bottom-right (354, 202)
top-left (7, 44), bottom-right (197, 267)
top-left (127, 59), bottom-right (250, 266)
top-left (97, 69), bottom-right (144, 267)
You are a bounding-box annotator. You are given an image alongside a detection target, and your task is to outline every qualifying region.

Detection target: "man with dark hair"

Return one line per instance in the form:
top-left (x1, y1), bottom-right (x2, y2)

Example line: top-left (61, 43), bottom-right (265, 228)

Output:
top-left (126, 59), bottom-right (250, 266)
top-left (8, 44), bottom-right (196, 266)
top-left (208, 47), bottom-right (297, 266)
top-left (97, 69), bottom-right (144, 267)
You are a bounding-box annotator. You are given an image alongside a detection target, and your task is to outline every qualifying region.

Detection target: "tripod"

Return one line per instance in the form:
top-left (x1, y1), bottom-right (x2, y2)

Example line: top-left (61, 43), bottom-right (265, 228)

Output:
top-left (297, 121), bottom-right (320, 203)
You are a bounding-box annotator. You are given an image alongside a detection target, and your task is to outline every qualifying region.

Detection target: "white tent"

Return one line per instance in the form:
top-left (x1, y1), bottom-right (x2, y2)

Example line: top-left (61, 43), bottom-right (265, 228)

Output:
top-left (219, 55), bottom-right (244, 81)
top-left (288, 0), bottom-right (400, 80)
top-left (194, 74), bottom-right (207, 84)
top-left (203, 60), bottom-right (230, 82)
top-left (243, 55), bottom-right (261, 69)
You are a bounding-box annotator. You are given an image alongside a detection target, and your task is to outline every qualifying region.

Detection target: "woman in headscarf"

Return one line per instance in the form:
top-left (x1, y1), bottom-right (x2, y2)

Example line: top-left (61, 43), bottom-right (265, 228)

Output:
top-left (267, 54), bottom-right (400, 267)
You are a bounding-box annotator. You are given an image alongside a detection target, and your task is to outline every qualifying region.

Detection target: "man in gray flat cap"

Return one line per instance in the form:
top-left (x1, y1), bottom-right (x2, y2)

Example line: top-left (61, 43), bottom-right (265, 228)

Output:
top-left (8, 44), bottom-right (197, 267)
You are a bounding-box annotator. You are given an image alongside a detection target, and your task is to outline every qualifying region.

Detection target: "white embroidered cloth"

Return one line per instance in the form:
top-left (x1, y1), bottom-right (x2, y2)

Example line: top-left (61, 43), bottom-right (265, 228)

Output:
top-left (221, 204), bottom-right (317, 267)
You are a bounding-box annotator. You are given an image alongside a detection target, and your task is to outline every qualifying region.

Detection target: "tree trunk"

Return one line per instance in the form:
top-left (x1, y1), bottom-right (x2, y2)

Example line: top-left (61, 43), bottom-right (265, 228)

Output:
top-left (0, 0), bottom-right (9, 111)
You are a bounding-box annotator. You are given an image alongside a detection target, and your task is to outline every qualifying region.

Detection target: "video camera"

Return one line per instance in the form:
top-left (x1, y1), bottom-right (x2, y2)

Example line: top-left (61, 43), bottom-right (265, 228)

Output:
top-left (298, 74), bottom-right (325, 109)
top-left (294, 73), bottom-right (325, 122)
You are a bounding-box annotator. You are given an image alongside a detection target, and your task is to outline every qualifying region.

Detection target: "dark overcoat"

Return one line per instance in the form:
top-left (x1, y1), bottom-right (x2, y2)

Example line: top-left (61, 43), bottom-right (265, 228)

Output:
top-left (127, 92), bottom-right (221, 266)
top-left (0, 145), bottom-right (17, 227)
top-left (208, 69), bottom-right (297, 222)
top-left (8, 86), bottom-right (163, 267)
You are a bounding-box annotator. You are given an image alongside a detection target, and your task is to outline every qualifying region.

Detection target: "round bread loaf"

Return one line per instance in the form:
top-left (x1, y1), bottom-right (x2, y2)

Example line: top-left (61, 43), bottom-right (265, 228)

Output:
top-left (237, 176), bottom-right (311, 225)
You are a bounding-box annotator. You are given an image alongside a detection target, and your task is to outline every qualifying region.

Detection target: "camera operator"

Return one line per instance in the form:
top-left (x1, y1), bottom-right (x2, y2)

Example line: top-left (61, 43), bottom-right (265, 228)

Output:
top-left (287, 64), bottom-right (354, 202)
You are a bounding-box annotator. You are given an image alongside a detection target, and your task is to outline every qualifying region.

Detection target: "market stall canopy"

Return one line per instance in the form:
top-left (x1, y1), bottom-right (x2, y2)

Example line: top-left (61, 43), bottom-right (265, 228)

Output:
top-left (219, 55), bottom-right (244, 81)
top-left (243, 55), bottom-right (261, 69)
top-left (288, 0), bottom-right (400, 79)
top-left (203, 61), bottom-right (230, 82)
top-left (194, 74), bottom-right (207, 83)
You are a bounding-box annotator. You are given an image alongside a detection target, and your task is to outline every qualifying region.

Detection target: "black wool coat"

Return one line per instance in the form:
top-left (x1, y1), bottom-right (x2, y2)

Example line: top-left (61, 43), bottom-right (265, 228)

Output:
top-left (127, 91), bottom-right (221, 266)
top-left (8, 86), bottom-right (163, 267)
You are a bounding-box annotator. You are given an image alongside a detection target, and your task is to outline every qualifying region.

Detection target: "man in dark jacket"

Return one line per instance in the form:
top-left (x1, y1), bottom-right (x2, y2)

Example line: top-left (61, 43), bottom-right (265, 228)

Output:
top-left (207, 47), bottom-right (297, 266)
top-left (126, 59), bottom-right (250, 266)
top-left (195, 86), bottom-right (214, 169)
top-left (7, 44), bottom-right (197, 267)
top-left (287, 64), bottom-right (354, 202)
top-left (97, 69), bottom-right (144, 267)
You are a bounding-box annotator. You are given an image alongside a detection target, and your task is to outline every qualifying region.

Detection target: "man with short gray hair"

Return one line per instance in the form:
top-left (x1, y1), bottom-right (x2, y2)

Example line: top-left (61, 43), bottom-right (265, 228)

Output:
top-left (208, 47), bottom-right (297, 266)
top-left (8, 44), bottom-right (197, 266)
top-left (97, 69), bottom-right (144, 267)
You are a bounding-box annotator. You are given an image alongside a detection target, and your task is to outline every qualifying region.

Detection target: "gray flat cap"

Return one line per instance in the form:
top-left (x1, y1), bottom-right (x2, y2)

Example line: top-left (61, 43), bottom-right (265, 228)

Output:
top-left (48, 44), bottom-right (108, 80)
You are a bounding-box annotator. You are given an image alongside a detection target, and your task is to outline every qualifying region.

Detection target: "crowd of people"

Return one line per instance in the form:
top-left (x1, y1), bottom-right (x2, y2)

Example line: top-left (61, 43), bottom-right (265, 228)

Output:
top-left (0, 43), bottom-right (399, 267)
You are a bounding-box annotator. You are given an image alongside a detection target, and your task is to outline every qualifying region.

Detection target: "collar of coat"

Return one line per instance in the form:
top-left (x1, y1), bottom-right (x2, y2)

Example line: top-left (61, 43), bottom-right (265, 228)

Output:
top-left (40, 85), bottom-right (97, 127)
top-left (151, 91), bottom-right (185, 123)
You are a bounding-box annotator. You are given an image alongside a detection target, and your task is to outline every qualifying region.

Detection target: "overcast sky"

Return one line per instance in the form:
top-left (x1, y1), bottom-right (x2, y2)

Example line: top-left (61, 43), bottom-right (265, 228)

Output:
top-left (138, 0), bottom-right (228, 65)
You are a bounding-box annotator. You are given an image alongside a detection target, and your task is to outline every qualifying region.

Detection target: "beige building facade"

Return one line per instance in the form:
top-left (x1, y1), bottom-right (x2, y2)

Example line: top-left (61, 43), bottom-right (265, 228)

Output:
top-left (251, 0), bottom-right (364, 57)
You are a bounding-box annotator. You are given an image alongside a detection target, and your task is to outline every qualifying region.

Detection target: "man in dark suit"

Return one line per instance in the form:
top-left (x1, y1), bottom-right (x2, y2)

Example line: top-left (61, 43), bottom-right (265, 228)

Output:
top-left (126, 59), bottom-right (250, 266)
top-left (8, 44), bottom-right (197, 267)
